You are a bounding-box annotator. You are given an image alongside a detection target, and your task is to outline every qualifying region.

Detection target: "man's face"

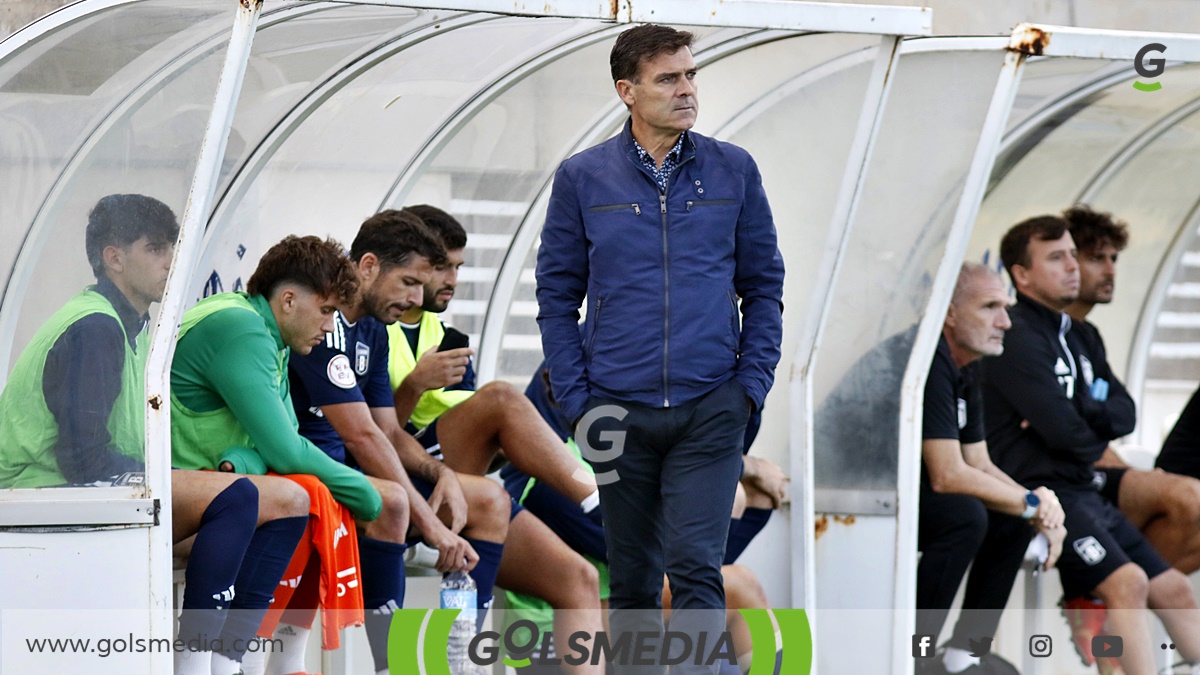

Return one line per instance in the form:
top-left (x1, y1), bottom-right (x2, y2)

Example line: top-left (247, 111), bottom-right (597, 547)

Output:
top-left (362, 255), bottom-right (434, 324)
top-left (619, 47), bottom-right (698, 136)
top-left (1015, 232), bottom-right (1079, 310)
top-left (1077, 242), bottom-right (1119, 306)
top-left (422, 248), bottom-right (464, 313)
top-left (279, 287), bottom-right (338, 355)
top-left (113, 236), bottom-right (174, 310)
top-left (948, 273), bottom-right (1012, 360)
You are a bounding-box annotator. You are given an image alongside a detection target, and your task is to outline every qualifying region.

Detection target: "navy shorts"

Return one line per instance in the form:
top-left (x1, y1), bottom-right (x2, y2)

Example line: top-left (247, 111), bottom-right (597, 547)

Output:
top-left (1056, 488), bottom-right (1170, 598)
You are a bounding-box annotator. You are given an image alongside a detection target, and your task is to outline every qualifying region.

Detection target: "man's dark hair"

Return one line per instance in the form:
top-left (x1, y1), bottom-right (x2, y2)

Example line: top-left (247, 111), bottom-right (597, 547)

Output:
top-left (610, 24), bottom-right (695, 83)
top-left (349, 209), bottom-right (448, 269)
top-left (247, 235), bottom-right (359, 305)
top-left (85, 194), bottom-right (180, 279)
top-left (1063, 204), bottom-right (1130, 254)
top-left (403, 204), bottom-right (467, 251)
top-left (999, 214), bottom-right (1071, 281)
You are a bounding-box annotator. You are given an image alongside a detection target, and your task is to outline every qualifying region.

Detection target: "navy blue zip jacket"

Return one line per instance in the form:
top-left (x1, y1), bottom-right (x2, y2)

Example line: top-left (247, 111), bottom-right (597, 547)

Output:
top-left (536, 119), bottom-right (785, 424)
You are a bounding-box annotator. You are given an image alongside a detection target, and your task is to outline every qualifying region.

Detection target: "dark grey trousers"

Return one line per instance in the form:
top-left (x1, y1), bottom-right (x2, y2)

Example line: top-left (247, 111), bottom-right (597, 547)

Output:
top-left (580, 377), bottom-right (750, 675)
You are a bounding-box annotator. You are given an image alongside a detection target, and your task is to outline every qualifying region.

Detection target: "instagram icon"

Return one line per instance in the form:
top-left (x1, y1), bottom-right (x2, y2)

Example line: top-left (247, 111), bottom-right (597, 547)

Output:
top-left (1029, 634), bottom-right (1052, 657)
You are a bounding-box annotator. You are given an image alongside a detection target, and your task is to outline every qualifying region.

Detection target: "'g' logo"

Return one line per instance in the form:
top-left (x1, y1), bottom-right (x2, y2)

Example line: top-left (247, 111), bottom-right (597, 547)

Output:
top-left (1134, 43), bottom-right (1166, 92)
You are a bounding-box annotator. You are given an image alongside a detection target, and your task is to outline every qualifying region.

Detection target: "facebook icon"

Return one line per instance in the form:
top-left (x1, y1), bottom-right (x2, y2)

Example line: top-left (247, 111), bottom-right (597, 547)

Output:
top-left (913, 634), bottom-right (936, 658)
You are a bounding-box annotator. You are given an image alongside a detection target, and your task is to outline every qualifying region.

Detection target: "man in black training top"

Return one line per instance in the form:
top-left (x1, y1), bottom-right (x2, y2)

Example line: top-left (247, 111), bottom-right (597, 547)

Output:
top-left (983, 214), bottom-right (1200, 675)
top-left (917, 262), bottom-right (1064, 675)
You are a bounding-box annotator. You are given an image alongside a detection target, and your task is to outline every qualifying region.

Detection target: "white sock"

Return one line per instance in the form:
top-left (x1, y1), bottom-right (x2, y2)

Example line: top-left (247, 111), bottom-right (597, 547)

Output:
top-left (210, 652), bottom-right (241, 675)
top-left (240, 639), bottom-right (267, 675)
top-left (376, 670), bottom-right (389, 675)
top-left (580, 490), bottom-right (600, 513)
top-left (265, 624), bottom-right (310, 675)
top-left (941, 647), bottom-right (980, 673)
top-left (174, 649), bottom-right (211, 675)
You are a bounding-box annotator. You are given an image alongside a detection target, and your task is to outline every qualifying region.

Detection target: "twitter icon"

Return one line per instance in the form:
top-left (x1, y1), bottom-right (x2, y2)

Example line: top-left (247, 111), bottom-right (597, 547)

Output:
top-left (968, 636), bottom-right (993, 657)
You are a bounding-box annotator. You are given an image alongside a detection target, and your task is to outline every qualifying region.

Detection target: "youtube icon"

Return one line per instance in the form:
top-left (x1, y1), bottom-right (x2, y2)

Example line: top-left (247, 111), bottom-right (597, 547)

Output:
top-left (1092, 635), bottom-right (1123, 658)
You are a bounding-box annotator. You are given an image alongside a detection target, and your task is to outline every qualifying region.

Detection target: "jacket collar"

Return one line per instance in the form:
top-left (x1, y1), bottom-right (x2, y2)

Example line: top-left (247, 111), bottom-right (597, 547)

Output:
top-left (1014, 291), bottom-right (1070, 334)
top-left (246, 292), bottom-right (286, 351)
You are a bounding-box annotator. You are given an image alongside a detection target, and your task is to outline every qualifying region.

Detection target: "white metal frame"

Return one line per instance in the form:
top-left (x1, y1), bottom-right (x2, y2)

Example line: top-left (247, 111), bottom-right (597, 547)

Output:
top-left (890, 44), bottom-right (1026, 675)
top-left (309, 0), bottom-right (931, 35)
top-left (142, 0), bottom-right (265, 661)
top-left (794, 33), bottom-right (903, 609)
top-left (196, 9), bottom-right (492, 279)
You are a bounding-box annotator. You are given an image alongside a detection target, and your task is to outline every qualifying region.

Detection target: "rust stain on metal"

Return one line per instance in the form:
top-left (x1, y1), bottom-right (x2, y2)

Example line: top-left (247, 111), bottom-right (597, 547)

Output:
top-left (239, 0), bottom-right (262, 11)
top-left (814, 514), bottom-right (829, 539)
top-left (610, 0), bottom-right (620, 18)
top-left (1008, 23), bottom-right (1050, 56)
top-left (148, 395), bottom-right (162, 411)
top-left (834, 515), bottom-right (856, 526)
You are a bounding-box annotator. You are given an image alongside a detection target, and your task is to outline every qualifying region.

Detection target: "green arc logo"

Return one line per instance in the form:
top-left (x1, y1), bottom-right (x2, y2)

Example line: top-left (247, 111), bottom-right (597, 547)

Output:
top-left (388, 608), bottom-right (813, 674)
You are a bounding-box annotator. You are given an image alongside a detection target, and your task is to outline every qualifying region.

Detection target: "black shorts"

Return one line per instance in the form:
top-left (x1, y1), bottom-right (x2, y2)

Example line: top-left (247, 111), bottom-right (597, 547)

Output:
top-left (1092, 467), bottom-right (1128, 507)
top-left (407, 473), bottom-right (523, 545)
top-left (1056, 488), bottom-right (1170, 598)
top-left (409, 419), bottom-right (443, 460)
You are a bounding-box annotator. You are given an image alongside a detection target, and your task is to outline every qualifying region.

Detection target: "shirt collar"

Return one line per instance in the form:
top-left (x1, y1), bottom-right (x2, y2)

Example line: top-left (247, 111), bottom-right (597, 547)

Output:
top-left (94, 276), bottom-right (149, 343)
top-left (632, 131), bottom-right (686, 167)
top-left (246, 292), bottom-right (285, 351)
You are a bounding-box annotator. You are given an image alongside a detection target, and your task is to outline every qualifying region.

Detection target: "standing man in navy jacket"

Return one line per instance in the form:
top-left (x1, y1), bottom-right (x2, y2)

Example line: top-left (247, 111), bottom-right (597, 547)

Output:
top-left (536, 23), bottom-right (785, 675)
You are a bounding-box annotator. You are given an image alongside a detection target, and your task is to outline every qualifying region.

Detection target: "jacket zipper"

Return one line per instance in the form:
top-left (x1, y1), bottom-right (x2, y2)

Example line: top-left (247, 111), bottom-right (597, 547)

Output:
top-left (587, 297), bottom-right (603, 359)
top-left (661, 191), bottom-right (669, 406)
top-left (728, 289), bottom-right (740, 352)
top-left (659, 154), bottom-right (696, 407)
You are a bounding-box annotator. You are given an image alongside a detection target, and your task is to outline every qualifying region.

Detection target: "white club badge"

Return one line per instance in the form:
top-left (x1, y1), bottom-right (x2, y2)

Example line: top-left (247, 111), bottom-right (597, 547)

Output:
top-left (327, 353), bottom-right (357, 389)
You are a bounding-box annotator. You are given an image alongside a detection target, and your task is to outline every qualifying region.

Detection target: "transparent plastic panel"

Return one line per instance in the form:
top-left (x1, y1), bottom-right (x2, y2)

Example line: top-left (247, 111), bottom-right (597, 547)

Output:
top-left (196, 14), bottom-right (609, 300)
top-left (397, 31), bottom-right (619, 385)
top-left (0, 0), bottom-right (230, 317)
top-left (209, 2), bottom-right (424, 231)
top-left (972, 61), bottom-right (1200, 398)
top-left (976, 59), bottom-right (1200, 261)
top-left (812, 49), bottom-right (1005, 496)
top-left (1002, 56), bottom-right (1125, 135)
top-left (0, 2), bottom-right (232, 496)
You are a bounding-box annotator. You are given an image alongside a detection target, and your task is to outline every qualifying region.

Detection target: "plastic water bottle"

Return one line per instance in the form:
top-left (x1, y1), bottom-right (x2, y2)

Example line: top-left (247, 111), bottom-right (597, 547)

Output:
top-left (441, 570), bottom-right (483, 674)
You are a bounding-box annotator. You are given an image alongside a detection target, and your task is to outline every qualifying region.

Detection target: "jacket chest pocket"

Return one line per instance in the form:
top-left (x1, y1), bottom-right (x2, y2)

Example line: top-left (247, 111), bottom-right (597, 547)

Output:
top-left (588, 203), bottom-right (642, 216)
top-left (685, 199), bottom-right (736, 211)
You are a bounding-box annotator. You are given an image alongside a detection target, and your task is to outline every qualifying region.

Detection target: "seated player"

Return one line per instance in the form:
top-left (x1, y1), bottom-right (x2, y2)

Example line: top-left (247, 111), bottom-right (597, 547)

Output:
top-left (283, 210), bottom-right (511, 675)
top-left (501, 361), bottom-right (787, 675)
top-left (983, 215), bottom-right (1200, 675)
top-left (170, 234), bottom-right (390, 671)
top-left (388, 205), bottom-right (604, 674)
top-left (1055, 205), bottom-right (1200, 671)
top-left (916, 263), bottom-right (1065, 675)
top-left (0, 195), bottom-right (311, 675)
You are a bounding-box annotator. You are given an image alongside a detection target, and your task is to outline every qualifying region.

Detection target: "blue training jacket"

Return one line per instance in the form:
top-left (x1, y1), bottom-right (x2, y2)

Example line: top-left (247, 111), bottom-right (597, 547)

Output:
top-left (536, 119), bottom-right (785, 424)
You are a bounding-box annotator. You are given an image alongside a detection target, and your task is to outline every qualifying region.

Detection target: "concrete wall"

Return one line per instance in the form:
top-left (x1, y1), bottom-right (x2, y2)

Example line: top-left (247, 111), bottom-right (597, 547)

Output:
top-left (5, 0), bottom-right (1200, 41)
